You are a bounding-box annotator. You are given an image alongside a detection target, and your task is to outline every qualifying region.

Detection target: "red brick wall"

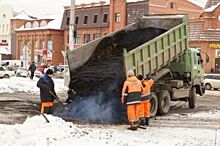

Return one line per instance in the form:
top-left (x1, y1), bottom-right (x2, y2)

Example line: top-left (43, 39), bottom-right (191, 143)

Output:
top-left (149, 0), bottom-right (203, 19)
top-left (189, 41), bottom-right (216, 73)
top-left (109, 0), bottom-right (127, 32)
top-left (203, 6), bottom-right (220, 30)
top-left (16, 29), bottom-right (64, 66)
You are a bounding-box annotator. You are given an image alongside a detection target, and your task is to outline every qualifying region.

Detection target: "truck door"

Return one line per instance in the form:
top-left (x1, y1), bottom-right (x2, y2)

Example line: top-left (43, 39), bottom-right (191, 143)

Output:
top-left (192, 52), bottom-right (204, 78)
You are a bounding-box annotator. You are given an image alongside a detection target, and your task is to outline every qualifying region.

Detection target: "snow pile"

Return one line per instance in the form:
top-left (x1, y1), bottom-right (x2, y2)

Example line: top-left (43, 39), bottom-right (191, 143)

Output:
top-left (0, 77), bottom-right (67, 94)
top-left (0, 115), bottom-right (218, 146)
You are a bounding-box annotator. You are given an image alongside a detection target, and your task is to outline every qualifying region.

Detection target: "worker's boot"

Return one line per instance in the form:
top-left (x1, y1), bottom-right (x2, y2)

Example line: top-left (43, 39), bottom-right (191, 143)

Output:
top-left (139, 117), bottom-right (146, 126)
top-left (145, 117), bottom-right (150, 126)
top-left (129, 122), bottom-right (138, 131)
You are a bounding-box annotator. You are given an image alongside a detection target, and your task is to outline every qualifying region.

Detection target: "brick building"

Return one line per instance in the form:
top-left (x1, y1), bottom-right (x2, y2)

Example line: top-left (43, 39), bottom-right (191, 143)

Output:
top-left (62, 0), bottom-right (149, 50)
top-left (15, 14), bottom-right (64, 68)
top-left (189, 0), bottom-right (220, 73)
top-left (10, 11), bottom-right (37, 60)
top-left (149, 0), bottom-right (204, 19)
top-left (0, 4), bottom-right (14, 60)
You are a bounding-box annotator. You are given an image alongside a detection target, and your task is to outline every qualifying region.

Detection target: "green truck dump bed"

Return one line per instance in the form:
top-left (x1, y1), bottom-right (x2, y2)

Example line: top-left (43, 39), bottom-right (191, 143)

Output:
top-left (60, 15), bottom-right (190, 123)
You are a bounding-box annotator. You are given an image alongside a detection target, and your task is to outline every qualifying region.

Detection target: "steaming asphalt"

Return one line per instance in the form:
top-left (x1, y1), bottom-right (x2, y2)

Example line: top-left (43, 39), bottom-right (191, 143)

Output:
top-left (0, 92), bottom-right (220, 129)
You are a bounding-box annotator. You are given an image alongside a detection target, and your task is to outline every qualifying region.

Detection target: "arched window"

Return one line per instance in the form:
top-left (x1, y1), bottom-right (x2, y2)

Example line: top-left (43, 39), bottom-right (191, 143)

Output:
top-left (25, 22), bottom-right (31, 28)
top-left (40, 20), bottom-right (47, 27)
top-left (33, 21), bottom-right (39, 28)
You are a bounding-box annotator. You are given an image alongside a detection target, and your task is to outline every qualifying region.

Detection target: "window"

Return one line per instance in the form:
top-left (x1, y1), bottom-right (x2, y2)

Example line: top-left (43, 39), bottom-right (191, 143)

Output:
top-left (93, 15), bottom-right (98, 23)
top-left (34, 39), bottom-right (39, 49)
top-left (67, 34), bottom-right (69, 43)
top-left (115, 13), bottom-right (121, 22)
top-left (170, 2), bottom-right (175, 9)
top-left (33, 21), bottom-right (39, 27)
top-left (40, 20), bottom-right (47, 27)
top-left (25, 22), bottom-right (32, 28)
top-left (103, 13), bottom-right (108, 23)
top-left (84, 34), bottom-right (90, 43)
top-left (75, 34), bottom-right (81, 44)
top-left (93, 33), bottom-right (101, 40)
top-left (66, 17), bottom-right (70, 25)
top-left (83, 16), bottom-right (88, 24)
top-left (75, 16), bottom-right (79, 24)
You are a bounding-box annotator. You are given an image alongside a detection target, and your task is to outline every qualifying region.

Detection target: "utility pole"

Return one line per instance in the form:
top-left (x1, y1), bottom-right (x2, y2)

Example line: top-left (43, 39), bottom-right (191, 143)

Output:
top-left (69, 0), bottom-right (75, 51)
top-left (64, 0), bottom-right (75, 87)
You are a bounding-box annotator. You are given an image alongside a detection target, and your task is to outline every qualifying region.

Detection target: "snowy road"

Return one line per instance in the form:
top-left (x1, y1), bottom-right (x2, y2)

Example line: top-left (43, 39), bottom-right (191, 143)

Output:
top-left (0, 77), bottom-right (220, 145)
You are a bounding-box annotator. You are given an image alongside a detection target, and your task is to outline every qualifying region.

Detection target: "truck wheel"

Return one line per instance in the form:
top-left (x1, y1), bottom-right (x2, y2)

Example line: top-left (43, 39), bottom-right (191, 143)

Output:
top-left (157, 90), bottom-right (170, 115)
top-left (205, 83), bottom-right (212, 90)
top-left (188, 87), bottom-right (196, 109)
top-left (150, 93), bottom-right (158, 117)
top-left (4, 74), bottom-right (10, 78)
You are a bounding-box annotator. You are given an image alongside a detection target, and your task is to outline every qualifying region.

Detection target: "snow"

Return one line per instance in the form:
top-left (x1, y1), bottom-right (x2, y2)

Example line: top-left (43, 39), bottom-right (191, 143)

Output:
top-left (16, 13), bottom-right (63, 31)
top-left (0, 77), bottom-right (220, 145)
top-left (0, 114), bottom-right (219, 146)
top-left (0, 46), bottom-right (11, 55)
top-left (188, 110), bottom-right (220, 119)
top-left (0, 76), bottom-right (67, 94)
top-left (187, 0), bottom-right (208, 8)
top-left (204, 2), bottom-right (220, 12)
top-left (11, 10), bottom-right (36, 20)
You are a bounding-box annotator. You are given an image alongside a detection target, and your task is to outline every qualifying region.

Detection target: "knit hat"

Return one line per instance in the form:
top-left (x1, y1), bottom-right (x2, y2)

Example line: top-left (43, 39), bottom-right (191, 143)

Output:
top-left (46, 69), bottom-right (54, 75)
top-left (127, 70), bottom-right (134, 77)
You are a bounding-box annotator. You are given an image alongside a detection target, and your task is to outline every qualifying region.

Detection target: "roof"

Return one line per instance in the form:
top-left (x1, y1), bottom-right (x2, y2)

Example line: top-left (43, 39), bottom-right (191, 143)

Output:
top-left (189, 20), bottom-right (220, 41)
top-left (16, 13), bottom-right (63, 31)
top-left (0, 46), bottom-right (11, 55)
top-left (66, 0), bottom-right (147, 9)
top-left (205, 0), bottom-right (220, 8)
top-left (204, 2), bottom-right (220, 12)
top-left (11, 10), bottom-right (36, 20)
top-left (187, 0), bottom-right (208, 8)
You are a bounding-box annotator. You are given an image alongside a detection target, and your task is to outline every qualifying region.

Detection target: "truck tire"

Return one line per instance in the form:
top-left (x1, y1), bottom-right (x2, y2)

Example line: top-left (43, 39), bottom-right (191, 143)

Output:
top-left (188, 87), bottom-right (197, 109)
top-left (150, 93), bottom-right (158, 117)
top-left (157, 90), bottom-right (170, 115)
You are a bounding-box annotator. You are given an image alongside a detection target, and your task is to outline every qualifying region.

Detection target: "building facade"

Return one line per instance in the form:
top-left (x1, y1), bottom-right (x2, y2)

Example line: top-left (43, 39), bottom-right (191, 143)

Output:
top-left (62, 0), bottom-right (149, 50)
top-left (0, 4), bottom-right (15, 60)
top-left (15, 15), bottom-right (64, 68)
top-left (189, 1), bottom-right (220, 73)
top-left (149, 0), bottom-right (203, 19)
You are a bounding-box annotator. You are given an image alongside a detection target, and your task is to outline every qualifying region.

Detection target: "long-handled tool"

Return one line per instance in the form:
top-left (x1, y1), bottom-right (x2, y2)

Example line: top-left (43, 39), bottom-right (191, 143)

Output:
top-left (49, 90), bottom-right (64, 106)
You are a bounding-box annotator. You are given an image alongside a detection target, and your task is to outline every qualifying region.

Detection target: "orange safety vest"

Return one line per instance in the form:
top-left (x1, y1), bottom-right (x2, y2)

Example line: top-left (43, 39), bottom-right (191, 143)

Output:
top-left (122, 76), bottom-right (143, 105)
top-left (141, 79), bottom-right (154, 100)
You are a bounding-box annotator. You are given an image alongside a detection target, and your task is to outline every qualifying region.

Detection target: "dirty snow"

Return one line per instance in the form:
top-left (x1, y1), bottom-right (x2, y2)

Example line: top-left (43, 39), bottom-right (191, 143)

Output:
top-left (1, 77), bottom-right (220, 145)
top-left (0, 114), bottom-right (219, 146)
top-left (0, 76), bottom-right (67, 94)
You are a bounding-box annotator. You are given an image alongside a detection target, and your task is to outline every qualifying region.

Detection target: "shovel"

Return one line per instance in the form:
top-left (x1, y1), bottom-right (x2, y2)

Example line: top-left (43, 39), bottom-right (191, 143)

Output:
top-left (49, 90), bottom-right (64, 106)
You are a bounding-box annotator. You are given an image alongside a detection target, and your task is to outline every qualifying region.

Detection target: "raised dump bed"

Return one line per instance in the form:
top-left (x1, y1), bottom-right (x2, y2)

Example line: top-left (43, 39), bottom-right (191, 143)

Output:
top-left (57, 15), bottom-right (190, 123)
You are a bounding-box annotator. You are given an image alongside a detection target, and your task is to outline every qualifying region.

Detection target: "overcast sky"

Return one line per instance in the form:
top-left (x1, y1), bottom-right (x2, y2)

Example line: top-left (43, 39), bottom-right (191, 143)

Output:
top-left (0, 0), bottom-right (101, 17)
top-left (0, 0), bottom-right (208, 17)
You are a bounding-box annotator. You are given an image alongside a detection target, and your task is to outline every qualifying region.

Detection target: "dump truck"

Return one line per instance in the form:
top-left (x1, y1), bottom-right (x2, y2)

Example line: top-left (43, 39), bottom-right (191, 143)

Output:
top-left (63, 15), bottom-right (207, 122)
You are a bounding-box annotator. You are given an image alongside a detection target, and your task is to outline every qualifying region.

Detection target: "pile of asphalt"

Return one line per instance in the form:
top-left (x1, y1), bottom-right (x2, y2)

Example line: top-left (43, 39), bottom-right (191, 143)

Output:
top-left (55, 27), bottom-right (167, 123)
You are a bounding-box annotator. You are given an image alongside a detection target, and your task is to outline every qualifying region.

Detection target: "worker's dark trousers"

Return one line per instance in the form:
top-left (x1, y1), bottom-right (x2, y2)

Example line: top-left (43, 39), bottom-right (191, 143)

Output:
top-left (30, 72), bottom-right (34, 79)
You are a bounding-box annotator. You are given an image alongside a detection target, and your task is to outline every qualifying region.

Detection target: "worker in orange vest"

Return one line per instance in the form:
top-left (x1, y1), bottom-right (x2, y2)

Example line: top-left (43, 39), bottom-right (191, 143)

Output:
top-left (121, 70), bottom-right (143, 130)
top-left (137, 74), bottom-right (154, 126)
